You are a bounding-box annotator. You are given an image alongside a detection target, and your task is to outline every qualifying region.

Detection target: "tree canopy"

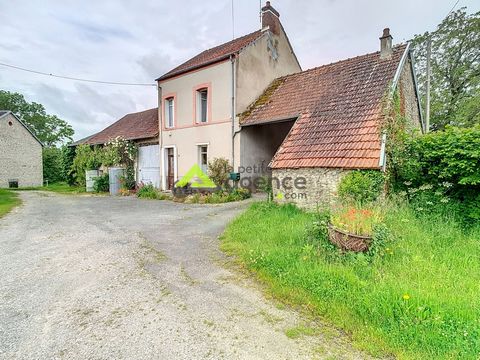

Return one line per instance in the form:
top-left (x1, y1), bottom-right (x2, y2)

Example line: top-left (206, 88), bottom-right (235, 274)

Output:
top-left (412, 8), bottom-right (480, 130)
top-left (0, 90), bottom-right (74, 146)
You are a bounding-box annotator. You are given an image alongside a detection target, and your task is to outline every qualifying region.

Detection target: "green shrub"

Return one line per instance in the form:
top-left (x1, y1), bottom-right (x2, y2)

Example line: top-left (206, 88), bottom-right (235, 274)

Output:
top-left (71, 145), bottom-right (103, 186)
top-left (137, 184), bottom-right (169, 200)
top-left (183, 187), bottom-right (251, 204)
top-left (208, 157), bottom-right (233, 188)
top-left (120, 166), bottom-right (136, 190)
top-left (394, 125), bottom-right (480, 224)
top-left (93, 173), bottom-right (109, 193)
top-left (42, 147), bottom-right (64, 184)
top-left (229, 187), bottom-right (251, 201)
top-left (337, 170), bottom-right (384, 204)
top-left (137, 184), bottom-right (158, 199)
top-left (61, 145), bottom-right (76, 186)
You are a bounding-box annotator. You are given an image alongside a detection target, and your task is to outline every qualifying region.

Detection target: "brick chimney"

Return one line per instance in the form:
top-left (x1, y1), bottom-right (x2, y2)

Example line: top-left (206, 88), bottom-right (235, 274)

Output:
top-left (379, 28), bottom-right (393, 59)
top-left (261, 1), bottom-right (281, 35)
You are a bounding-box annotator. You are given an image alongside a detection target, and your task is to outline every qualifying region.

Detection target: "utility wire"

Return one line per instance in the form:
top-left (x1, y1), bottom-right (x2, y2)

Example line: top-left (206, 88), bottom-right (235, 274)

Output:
top-left (0, 62), bottom-right (156, 87)
top-left (446, 0), bottom-right (460, 18)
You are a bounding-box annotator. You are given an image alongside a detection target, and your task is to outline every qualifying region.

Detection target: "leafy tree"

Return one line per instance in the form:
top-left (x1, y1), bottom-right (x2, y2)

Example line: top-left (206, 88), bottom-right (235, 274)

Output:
top-left (412, 8), bottom-right (480, 129)
top-left (0, 90), bottom-right (74, 145)
top-left (71, 145), bottom-right (103, 186)
top-left (61, 145), bottom-right (77, 186)
top-left (42, 147), bottom-right (64, 184)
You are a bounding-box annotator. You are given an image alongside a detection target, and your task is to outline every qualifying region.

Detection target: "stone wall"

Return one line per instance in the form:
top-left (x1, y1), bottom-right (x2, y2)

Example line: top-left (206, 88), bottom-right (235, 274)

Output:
top-left (399, 58), bottom-right (422, 131)
top-left (0, 113), bottom-right (43, 188)
top-left (271, 167), bottom-right (348, 210)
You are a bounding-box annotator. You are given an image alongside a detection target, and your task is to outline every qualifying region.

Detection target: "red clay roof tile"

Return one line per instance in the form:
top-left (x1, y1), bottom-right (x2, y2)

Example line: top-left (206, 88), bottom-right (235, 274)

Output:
top-left (240, 44), bottom-right (408, 169)
top-left (157, 30), bottom-right (264, 81)
top-left (83, 108), bottom-right (158, 145)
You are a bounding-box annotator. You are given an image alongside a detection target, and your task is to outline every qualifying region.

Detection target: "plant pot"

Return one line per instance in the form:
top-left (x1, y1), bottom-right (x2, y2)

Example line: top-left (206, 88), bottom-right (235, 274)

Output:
top-left (328, 224), bottom-right (372, 252)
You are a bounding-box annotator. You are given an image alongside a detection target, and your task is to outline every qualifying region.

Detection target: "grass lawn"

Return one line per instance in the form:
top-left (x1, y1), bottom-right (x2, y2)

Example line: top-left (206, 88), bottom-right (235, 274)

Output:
top-left (221, 202), bottom-right (480, 360)
top-left (13, 182), bottom-right (86, 195)
top-left (0, 189), bottom-right (21, 218)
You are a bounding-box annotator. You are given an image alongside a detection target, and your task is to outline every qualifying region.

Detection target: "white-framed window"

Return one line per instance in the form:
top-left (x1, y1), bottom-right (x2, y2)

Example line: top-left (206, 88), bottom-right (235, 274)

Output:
top-left (165, 97), bottom-right (175, 128)
top-left (196, 88), bottom-right (208, 123)
top-left (198, 145), bottom-right (208, 173)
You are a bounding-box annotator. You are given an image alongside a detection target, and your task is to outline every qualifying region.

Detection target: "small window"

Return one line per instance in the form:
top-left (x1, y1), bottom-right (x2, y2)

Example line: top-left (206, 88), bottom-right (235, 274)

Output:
top-left (196, 88), bottom-right (208, 123)
top-left (165, 97), bottom-right (175, 128)
top-left (198, 145), bottom-right (208, 174)
top-left (8, 179), bottom-right (18, 188)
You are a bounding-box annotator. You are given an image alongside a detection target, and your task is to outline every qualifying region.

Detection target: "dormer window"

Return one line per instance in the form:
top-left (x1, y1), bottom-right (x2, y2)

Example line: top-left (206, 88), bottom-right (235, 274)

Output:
top-left (196, 88), bottom-right (208, 123)
top-left (165, 97), bottom-right (175, 128)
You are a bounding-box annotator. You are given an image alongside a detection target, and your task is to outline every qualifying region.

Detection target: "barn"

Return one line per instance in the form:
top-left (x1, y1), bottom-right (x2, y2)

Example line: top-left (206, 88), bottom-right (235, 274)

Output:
top-left (0, 111), bottom-right (43, 188)
top-left (73, 108), bottom-right (160, 187)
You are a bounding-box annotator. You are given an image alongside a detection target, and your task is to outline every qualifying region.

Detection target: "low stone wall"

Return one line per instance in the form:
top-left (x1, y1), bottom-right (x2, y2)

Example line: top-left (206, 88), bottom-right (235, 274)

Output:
top-left (271, 167), bottom-right (348, 210)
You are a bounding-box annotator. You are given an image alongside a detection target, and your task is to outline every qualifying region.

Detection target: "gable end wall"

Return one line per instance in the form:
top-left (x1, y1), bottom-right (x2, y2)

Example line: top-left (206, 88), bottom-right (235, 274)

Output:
top-left (399, 58), bottom-right (422, 130)
top-left (0, 113), bottom-right (43, 188)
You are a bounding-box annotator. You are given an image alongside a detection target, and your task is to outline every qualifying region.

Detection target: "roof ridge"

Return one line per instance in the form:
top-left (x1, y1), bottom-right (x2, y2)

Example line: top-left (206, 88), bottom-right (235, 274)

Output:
top-left (157, 29), bottom-right (264, 81)
top-left (192, 29), bottom-right (262, 58)
top-left (286, 43), bottom-right (407, 79)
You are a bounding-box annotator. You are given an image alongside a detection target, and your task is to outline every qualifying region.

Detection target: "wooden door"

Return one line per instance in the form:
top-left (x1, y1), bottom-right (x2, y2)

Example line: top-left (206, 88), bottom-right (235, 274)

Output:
top-left (167, 148), bottom-right (174, 190)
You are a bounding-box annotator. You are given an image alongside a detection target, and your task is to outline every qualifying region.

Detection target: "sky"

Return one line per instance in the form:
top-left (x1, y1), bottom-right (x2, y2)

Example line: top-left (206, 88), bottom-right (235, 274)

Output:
top-left (1, 0), bottom-right (478, 141)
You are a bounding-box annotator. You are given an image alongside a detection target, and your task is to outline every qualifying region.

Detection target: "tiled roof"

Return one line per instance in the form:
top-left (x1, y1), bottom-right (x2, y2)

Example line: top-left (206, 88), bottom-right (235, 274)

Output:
top-left (156, 30), bottom-right (263, 81)
top-left (241, 44), bottom-right (408, 169)
top-left (83, 108), bottom-right (158, 145)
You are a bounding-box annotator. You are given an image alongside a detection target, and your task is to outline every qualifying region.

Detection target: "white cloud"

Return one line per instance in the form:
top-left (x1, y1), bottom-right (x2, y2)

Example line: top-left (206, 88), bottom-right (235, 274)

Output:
top-left (0, 0), bottom-right (478, 140)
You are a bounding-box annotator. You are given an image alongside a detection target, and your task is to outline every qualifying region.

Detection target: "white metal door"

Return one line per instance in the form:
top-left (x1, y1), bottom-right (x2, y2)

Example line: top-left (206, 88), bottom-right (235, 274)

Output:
top-left (138, 145), bottom-right (160, 188)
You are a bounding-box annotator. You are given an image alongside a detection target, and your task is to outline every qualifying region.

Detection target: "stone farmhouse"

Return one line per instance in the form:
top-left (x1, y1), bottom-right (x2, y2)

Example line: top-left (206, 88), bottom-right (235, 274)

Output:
top-left (77, 1), bottom-right (423, 207)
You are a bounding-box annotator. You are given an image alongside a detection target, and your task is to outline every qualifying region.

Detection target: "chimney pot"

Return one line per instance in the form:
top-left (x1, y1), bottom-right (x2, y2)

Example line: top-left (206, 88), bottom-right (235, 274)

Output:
top-left (380, 28), bottom-right (393, 59)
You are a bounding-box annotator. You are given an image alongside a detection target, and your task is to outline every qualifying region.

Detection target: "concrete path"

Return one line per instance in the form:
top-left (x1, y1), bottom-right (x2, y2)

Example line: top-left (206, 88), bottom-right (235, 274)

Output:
top-left (0, 192), bottom-right (371, 359)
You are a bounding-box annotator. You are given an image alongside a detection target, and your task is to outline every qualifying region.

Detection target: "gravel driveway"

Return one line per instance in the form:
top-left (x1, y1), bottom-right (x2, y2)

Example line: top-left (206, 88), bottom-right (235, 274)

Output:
top-left (0, 192), bottom-right (371, 360)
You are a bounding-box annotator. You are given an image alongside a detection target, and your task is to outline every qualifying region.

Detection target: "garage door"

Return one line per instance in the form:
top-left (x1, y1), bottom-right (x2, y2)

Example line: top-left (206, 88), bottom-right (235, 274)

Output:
top-left (138, 145), bottom-right (160, 188)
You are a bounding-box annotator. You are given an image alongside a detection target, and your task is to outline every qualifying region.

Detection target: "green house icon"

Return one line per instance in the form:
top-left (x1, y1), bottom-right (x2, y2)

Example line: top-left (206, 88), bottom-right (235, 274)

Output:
top-left (175, 164), bottom-right (217, 189)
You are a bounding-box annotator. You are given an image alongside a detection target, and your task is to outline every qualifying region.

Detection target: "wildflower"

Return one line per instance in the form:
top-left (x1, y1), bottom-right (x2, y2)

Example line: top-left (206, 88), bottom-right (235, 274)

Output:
top-left (419, 184), bottom-right (433, 191)
top-left (399, 191), bottom-right (407, 197)
top-left (404, 181), bottom-right (412, 186)
top-left (426, 201), bottom-right (434, 205)
top-left (402, 294), bottom-right (410, 300)
top-left (442, 182), bottom-right (453, 188)
top-left (440, 198), bottom-right (450, 203)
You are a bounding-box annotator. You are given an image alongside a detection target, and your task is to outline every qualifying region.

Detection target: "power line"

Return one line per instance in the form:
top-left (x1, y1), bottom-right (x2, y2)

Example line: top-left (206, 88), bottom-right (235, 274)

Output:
top-left (446, 0), bottom-right (460, 18)
top-left (0, 62), bottom-right (156, 87)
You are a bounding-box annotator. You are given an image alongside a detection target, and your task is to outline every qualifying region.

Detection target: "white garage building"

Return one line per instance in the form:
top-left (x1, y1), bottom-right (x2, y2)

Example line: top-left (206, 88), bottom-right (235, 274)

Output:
top-left (74, 108), bottom-right (160, 187)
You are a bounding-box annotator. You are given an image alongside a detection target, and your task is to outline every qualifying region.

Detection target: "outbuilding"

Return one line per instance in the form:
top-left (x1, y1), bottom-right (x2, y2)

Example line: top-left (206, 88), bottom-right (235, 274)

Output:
top-left (0, 111), bottom-right (43, 188)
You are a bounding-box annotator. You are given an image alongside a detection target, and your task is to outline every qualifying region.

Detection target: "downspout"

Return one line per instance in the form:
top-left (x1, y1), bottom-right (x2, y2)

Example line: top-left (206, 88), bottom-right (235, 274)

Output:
top-left (230, 54), bottom-right (237, 170)
top-left (158, 83), bottom-right (164, 189)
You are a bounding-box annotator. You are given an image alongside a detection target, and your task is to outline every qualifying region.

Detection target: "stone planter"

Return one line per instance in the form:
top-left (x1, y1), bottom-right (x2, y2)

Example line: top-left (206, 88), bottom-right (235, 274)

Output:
top-left (328, 224), bottom-right (372, 252)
